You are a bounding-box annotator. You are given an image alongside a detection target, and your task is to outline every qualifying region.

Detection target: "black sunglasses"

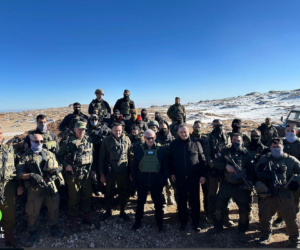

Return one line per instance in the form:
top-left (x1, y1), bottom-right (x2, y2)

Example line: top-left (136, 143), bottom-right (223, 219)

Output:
top-left (145, 137), bottom-right (155, 140)
top-left (33, 140), bottom-right (44, 144)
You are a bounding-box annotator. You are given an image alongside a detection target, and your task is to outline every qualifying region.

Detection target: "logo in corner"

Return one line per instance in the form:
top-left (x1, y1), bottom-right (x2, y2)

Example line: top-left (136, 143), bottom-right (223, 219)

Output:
top-left (0, 210), bottom-right (2, 221)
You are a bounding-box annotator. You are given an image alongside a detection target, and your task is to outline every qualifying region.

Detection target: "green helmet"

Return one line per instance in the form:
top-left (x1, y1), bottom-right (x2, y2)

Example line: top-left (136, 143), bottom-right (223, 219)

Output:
top-left (95, 89), bottom-right (104, 95)
top-left (254, 181), bottom-right (270, 198)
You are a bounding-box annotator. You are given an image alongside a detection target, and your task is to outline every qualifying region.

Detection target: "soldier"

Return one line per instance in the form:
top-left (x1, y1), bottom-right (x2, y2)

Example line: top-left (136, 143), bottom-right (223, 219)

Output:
top-left (170, 114), bottom-right (184, 138)
top-left (21, 114), bottom-right (59, 154)
top-left (113, 89), bottom-right (135, 119)
top-left (148, 120), bottom-right (159, 134)
top-left (208, 133), bottom-right (254, 235)
top-left (124, 109), bottom-right (147, 134)
top-left (156, 121), bottom-right (175, 207)
top-left (273, 123), bottom-right (300, 227)
top-left (141, 108), bottom-right (150, 123)
top-left (88, 89), bottom-right (111, 117)
top-left (0, 128), bottom-right (24, 247)
top-left (87, 114), bottom-right (111, 195)
top-left (18, 134), bottom-right (64, 247)
top-left (255, 138), bottom-right (300, 247)
top-left (228, 119), bottom-right (251, 147)
top-left (169, 124), bottom-right (207, 232)
top-left (155, 112), bottom-right (163, 124)
top-left (204, 119), bottom-right (231, 224)
top-left (59, 102), bottom-right (89, 136)
top-left (57, 121), bottom-right (94, 232)
top-left (128, 126), bottom-right (144, 155)
top-left (131, 129), bottom-right (168, 232)
top-left (107, 109), bottom-right (124, 127)
top-left (190, 120), bottom-right (209, 216)
top-left (99, 123), bottom-right (132, 221)
top-left (167, 97), bottom-right (186, 123)
top-left (257, 117), bottom-right (278, 146)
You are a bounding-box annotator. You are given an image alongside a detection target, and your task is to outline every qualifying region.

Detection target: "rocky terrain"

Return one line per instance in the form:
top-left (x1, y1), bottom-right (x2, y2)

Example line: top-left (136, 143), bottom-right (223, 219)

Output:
top-left (0, 89), bottom-right (300, 248)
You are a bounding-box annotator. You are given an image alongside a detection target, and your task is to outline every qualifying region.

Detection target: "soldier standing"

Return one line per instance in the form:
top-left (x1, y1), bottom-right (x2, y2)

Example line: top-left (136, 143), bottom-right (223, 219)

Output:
top-left (113, 89), bottom-right (135, 119)
top-left (167, 97), bottom-right (186, 123)
top-left (18, 134), bottom-right (64, 247)
top-left (99, 123), bottom-right (132, 221)
top-left (141, 108), bottom-right (150, 123)
top-left (255, 138), bottom-right (300, 247)
top-left (131, 129), bottom-right (168, 232)
top-left (257, 117), bottom-right (278, 146)
top-left (88, 89), bottom-right (111, 117)
top-left (57, 121), bottom-right (94, 232)
top-left (228, 119), bottom-right (251, 147)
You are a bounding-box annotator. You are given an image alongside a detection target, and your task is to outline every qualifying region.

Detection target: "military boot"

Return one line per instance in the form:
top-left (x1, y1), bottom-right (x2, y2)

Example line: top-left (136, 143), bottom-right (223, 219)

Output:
top-left (132, 221), bottom-right (142, 231)
top-left (167, 196), bottom-right (175, 205)
top-left (4, 230), bottom-right (17, 247)
top-left (82, 212), bottom-right (93, 225)
top-left (70, 217), bottom-right (78, 232)
top-left (179, 223), bottom-right (186, 232)
top-left (119, 211), bottom-right (130, 221)
top-left (100, 210), bottom-right (112, 221)
top-left (272, 217), bottom-right (284, 227)
top-left (26, 230), bottom-right (39, 247)
top-left (192, 222), bottom-right (201, 233)
top-left (51, 225), bottom-right (64, 238)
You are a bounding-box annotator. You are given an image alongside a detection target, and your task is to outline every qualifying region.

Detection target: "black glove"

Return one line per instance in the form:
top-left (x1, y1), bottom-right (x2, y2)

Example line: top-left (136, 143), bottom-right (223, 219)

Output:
top-left (289, 181), bottom-right (300, 191)
top-left (29, 173), bottom-right (44, 184)
top-left (210, 167), bottom-right (219, 178)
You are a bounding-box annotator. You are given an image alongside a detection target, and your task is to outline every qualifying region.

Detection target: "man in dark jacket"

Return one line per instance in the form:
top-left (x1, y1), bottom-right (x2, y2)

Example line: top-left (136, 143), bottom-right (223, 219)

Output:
top-left (113, 89), bottom-right (135, 119)
top-left (168, 124), bottom-right (207, 232)
top-left (257, 117), bottom-right (278, 146)
top-left (141, 108), bottom-right (150, 123)
top-left (131, 129), bottom-right (168, 232)
top-left (88, 89), bottom-right (111, 117)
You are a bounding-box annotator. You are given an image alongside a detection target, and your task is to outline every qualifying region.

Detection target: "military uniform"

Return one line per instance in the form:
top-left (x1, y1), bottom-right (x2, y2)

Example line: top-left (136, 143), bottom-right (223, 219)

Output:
top-left (21, 129), bottom-right (59, 154)
top-left (17, 148), bottom-right (62, 232)
top-left (228, 131), bottom-right (251, 148)
top-left (59, 112), bottom-right (89, 134)
top-left (204, 131), bottom-right (231, 222)
top-left (257, 123), bottom-right (278, 146)
top-left (99, 134), bottom-right (132, 213)
top-left (255, 152), bottom-right (300, 246)
top-left (88, 99), bottom-right (111, 117)
top-left (213, 145), bottom-right (254, 232)
top-left (0, 143), bottom-right (18, 246)
top-left (170, 122), bottom-right (184, 138)
top-left (113, 98), bottom-right (135, 119)
top-left (56, 134), bottom-right (93, 218)
top-left (167, 103), bottom-right (186, 123)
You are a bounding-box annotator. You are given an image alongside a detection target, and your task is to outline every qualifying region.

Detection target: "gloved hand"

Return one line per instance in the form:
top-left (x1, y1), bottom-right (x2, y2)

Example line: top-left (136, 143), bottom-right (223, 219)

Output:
top-left (289, 181), bottom-right (300, 191)
top-left (29, 173), bottom-right (44, 184)
top-left (210, 168), bottom-right (219, 178)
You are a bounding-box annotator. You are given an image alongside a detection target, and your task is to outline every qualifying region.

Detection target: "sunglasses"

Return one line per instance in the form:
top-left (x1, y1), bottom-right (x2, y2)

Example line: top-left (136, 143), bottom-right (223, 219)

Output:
top-left (251, 135), bottom-right (260, 138)
top-left (33, 140), bottom-right (44, 144)
top-left (145, 137), bottom-right (155, 140)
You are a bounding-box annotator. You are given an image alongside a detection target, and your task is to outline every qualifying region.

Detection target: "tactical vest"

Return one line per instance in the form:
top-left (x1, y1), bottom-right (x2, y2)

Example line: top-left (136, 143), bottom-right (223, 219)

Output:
top-left (139, 146), bottom-right (161, 173)
top-left (92, 99), bottom-right (108, 117)
top-left (29, 130), bottom-right (57, 152)
top-left (247, 145), bottom-right (263, 163)
top-left (265, 152), bottom-right (290, 185)
top-left (120, 101), bottom-right (130, 115)
top-left (0, 145), bottom-right (16, 182)
top-left (109, 136), bottom-right (128, 163)
top-left (67, 136), bottom-right (93, 167)
top-left (284, 139), bottom-right (300, 160)
top-left (263, 127), bottom-right (274, 140)
top-left (209, 133), bottom-right (228, 159)
top-left (173, 104), bottom-right (184, 115)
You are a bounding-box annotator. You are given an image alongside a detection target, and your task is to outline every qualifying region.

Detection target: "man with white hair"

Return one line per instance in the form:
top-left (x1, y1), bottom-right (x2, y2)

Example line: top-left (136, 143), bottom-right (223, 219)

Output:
top-left (131, 129), bottom-right (168, 232)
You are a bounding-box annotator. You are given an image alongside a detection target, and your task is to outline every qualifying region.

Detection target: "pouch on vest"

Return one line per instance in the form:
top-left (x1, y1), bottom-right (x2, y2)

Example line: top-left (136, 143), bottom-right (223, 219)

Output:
top-left (139, 147), bottom-right (160, 173)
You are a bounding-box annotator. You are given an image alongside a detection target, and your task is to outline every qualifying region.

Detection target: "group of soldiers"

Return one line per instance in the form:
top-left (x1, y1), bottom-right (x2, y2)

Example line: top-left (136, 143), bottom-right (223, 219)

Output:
top-left (1, 88), bottom-right (300, 248)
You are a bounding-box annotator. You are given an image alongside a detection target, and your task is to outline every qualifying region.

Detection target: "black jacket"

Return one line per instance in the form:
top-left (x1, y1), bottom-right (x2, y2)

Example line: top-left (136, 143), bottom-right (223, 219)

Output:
top-left (59, 113), bottom-right (89, 132)
top-left (88, 99), bottom-right (111, 115)
top-left (131, 143), bottom-right (168, 187)
top-left (168, 137), bottom-right (207, 182)
top-left (113, 98), bottom-right (135, 113)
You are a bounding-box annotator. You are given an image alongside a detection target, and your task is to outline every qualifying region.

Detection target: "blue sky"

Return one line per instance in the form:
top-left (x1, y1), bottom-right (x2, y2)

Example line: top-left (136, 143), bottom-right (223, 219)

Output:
top-left (1, 0), bottom-right (300, 111)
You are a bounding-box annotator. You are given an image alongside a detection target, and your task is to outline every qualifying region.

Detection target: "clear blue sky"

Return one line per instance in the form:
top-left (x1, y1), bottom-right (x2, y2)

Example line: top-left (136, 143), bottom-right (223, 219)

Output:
top-left (1, 0), bottom-right (300, 111)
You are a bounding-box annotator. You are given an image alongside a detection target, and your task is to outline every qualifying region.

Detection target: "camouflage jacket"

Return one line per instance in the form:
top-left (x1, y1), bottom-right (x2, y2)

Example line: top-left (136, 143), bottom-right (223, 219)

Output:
top-left (167, 103), bottom-right (186, 122)
top-left (283, 138), bottom-right (300, 161)
top-left (0, 144), bottom-right (17, 184)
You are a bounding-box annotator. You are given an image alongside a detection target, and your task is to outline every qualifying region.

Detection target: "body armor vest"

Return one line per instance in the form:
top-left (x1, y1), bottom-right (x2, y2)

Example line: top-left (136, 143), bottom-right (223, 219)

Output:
top-left (139, 146), bottom-right (160, 173)
top-left (92, 100), bottom-right (108, 117)
top-left (0, 145), bottom-right (16, 182)
top-left (67, 136), bottom-right (93, 167)
top-left (120, 101), bottom-right (130, 115)
top-left (29, 130), bottom-right (57, 151)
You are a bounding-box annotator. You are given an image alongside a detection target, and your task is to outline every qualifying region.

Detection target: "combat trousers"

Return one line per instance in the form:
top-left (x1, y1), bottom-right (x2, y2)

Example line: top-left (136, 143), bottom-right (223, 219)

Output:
top-left (276, 188), bottom-right (300, 221)
top-left (25, 186), bottom-right (59, 232)
top-left (259, 191), bottom-right (299, 243)
top-left (105, 171), bottom-right (130, 210)
top-left (214, 182), bottom-right (251, 232)
top-left (207, 169), bottom-right (223, 220)
top-left (66, 175), bottom-right (92, 217)
top-left (135, 181), bottom-right (163, 226)
top-left (0, 179), bottom-right (17, 231)
top-left (176, 178), bottom-right (200, 226)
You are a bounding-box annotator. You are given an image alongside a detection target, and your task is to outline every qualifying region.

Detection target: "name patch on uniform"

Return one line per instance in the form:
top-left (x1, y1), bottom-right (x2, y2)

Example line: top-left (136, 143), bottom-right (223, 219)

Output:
top-left (148, 151), bottom-right (153, 155)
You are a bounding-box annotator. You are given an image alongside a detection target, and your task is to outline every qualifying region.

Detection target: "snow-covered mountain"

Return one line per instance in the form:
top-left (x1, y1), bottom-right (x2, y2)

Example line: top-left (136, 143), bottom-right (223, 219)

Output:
top-left (158, 89), bottom-right (300, 124)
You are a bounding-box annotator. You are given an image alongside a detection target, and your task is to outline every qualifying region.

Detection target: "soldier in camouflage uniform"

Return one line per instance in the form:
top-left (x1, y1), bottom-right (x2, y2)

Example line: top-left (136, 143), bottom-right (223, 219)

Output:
top-left (88, 89), bottom-right (111, 117)
top-left (57, 121), bottom-right (94, 232)
top-left (273, 124), bottom-right (300, 227)
top-left (204, 119), bottom-right (231, 224)
top-left (170, 114), bottom-right (184, 138)
top-left (257, 117), bottom-right (278, 146)
top-left (255, 138), bottom-right (300, 247)
top-left (99, 123), bottom-right (132, 221)
top-left (156, 121), bottom-right (175, 208)
top-left (21, 114), bottom-right (59, 154)
top-left (208, 133), bottom-right (254, 235)
top-left (59, 102), bottom-right (89, 137)
top-left (113, 89), bottom-right (135, 119)
top-left (87, 114), bottom-right (111, 195)
top-left (228, 119), bottom-right (251, 148)
top-left (148, 120), bottom-right (159, 134)
top-left (190, 120), bottom-right (209, 216)
top-left (167, 97), bottom-right (186, 123)
top-left (0, 128), bottom-right (24, 247)
top-left (18, 134), bottom-right (64, 247)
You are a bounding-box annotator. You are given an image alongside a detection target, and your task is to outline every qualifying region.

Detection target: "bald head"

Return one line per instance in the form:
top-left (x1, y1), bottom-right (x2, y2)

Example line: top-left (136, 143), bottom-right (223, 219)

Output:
top-left (32, 134), bottom-right (43, 142)
top-left (144, 129), bottom-right (156, 148)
